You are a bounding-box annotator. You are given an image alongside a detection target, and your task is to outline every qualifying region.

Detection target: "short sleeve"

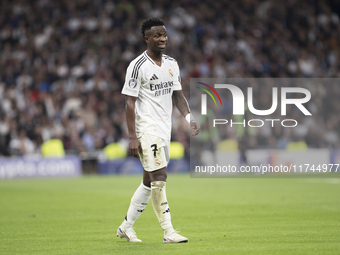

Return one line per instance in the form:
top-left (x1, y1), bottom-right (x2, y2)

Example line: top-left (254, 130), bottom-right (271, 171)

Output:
top-left (172, 61), bottom-right (182, 91)
top-left (121, 61), bottom-right (142, 97)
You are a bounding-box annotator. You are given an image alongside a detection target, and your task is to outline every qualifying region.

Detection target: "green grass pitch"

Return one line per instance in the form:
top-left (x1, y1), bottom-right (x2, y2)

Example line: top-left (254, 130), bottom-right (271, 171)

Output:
top-left (0, 174), bottom-right (339, 254)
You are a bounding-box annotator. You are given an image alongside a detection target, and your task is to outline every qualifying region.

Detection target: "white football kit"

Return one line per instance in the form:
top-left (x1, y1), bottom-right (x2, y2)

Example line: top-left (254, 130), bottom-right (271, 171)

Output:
top-left (122, 51), bottom-right (182, 171)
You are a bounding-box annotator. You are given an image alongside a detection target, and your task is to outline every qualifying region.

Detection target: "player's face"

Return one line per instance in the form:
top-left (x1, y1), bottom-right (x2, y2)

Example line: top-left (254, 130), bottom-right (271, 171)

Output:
top-left (145, 26), bottom-right (168, 53)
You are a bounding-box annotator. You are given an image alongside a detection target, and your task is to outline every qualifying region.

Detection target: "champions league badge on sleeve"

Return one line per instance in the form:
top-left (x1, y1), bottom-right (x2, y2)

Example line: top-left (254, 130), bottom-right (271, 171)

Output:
top-left (129, 78), bottom-right (137, 88)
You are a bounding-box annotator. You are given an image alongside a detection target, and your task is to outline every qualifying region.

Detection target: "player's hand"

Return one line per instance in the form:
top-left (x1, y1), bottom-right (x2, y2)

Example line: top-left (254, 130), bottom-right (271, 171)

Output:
top-left (190, 120), bottom-right (200, 136)
top-left (129, 137), bottom-right (142, 158)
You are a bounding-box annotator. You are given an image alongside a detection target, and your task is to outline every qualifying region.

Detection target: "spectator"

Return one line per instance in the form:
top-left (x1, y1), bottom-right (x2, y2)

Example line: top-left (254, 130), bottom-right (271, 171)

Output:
top-left (9, 129), bottom-right (35, 156)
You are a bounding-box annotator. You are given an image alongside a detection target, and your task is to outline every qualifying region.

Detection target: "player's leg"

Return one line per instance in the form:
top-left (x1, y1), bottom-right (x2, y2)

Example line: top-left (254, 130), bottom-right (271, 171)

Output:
top-left (116, 134), bottom-right (161, 242)
top-left (143, 166), bottom-right (166, 186)
top-left (146, 162), bottom-right (188, 243)
top-left (117, 178), bottom-right (151, 242)
top-left (146, 167), bottom-right (172, 230)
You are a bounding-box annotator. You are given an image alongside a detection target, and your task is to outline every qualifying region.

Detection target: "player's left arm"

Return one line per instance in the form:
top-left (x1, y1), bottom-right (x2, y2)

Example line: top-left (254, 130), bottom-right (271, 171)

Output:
top-left (172, 90), bottom-right (200, 136)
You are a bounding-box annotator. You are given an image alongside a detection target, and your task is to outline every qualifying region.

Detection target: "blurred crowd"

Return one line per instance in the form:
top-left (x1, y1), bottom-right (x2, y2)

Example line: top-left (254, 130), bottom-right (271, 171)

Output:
top-left (0, 0), bottom-right (340, 157)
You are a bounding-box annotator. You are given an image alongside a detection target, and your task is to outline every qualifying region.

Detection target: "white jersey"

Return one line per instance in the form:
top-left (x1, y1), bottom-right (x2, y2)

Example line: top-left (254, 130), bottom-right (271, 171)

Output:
top-left (121, 51), bottom-right (182, 140)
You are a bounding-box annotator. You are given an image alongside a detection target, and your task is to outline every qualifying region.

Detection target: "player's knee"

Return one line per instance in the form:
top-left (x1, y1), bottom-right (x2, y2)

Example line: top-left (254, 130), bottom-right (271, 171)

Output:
top-left (149, 167), bottom-right (167, 182)
top-left (157, 172), bottom-right (167, 182)
top-left (143, 179), bottom-right (151, 187)
top-left (151, 173), bottom-right (167, 182)
top-left (143, 170), bottom-right (151, 187)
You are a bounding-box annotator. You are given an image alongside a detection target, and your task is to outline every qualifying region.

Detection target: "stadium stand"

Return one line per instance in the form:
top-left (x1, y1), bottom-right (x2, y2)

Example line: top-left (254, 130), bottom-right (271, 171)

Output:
top-left (0, 0), bottom-right (340, 159)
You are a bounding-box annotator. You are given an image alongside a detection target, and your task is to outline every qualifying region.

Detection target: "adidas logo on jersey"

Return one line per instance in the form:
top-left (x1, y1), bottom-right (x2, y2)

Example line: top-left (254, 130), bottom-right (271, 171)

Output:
top-left (150, 74), bottom-right (158, 81)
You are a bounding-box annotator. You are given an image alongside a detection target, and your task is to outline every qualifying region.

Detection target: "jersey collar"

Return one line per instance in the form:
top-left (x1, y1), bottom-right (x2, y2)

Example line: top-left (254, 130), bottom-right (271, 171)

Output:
top-left (144, 51), bottom-right (164, 66)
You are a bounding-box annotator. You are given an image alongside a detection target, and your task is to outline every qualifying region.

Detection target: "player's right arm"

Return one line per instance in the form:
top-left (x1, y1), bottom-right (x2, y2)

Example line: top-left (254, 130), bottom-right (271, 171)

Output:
top-left (122, 56), bottom-right (144, 157)
top-left (125, 95), bottom-right (142, 158)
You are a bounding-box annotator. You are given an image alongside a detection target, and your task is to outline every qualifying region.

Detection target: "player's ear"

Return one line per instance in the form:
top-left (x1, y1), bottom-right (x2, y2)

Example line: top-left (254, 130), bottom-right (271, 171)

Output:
top-left (144, 35), bottom-right (149, 43)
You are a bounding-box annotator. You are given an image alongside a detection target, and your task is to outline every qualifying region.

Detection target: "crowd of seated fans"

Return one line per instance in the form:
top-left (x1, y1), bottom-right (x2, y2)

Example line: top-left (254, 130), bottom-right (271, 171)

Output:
top-left (0, 0), bottom-right (340, 157)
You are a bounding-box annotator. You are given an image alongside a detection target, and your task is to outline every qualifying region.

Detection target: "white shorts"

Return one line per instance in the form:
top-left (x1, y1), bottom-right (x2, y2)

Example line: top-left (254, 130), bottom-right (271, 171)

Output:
top-left (138, 133), bottom-right (170, 172)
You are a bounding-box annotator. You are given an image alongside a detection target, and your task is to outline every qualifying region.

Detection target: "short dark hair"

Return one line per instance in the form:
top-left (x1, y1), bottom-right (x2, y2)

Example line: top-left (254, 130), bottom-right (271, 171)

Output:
top-left (141, 18), bottom-right (165, 37)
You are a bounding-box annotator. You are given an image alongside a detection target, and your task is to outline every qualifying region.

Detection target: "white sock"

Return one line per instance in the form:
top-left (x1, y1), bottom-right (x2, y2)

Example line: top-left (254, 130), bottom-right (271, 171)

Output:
top-left (151, 181), bottom-right (174, 235)
top-left (122, 182), bottom-right (151, 229)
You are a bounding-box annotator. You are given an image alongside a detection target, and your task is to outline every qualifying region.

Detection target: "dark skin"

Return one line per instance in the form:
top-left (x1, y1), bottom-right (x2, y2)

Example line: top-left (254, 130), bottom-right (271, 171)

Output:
top-left (125, 25), bottom-right (200, 187)
top-left (144, 25), bottom-right (167, 66)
